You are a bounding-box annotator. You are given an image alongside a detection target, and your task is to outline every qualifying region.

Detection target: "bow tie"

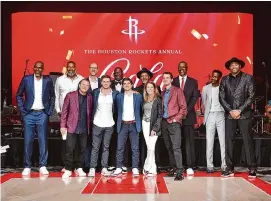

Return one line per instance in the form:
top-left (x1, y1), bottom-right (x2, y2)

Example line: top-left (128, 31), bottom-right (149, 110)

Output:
top-left (115, 81), bottom-right (122, 85)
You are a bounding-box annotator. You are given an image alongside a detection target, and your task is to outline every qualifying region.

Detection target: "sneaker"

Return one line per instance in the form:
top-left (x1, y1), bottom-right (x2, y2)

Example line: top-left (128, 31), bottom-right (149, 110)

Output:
top-left (40, 166), bottom-right (49, 175)
top-left (186, 168), bottom-right (194, 175)
top-left (221, 170), bottom-right (234, 177)
top-left (61, 167), bottom-right (66, 173)
top-left (248, 169), bottom-right (257, 178)
top-left (108, 166), bottom-right (116, 172)
top-left (132, 168), bottom-right (140, 177)
top-left (62, 170), bottom-right (72, 179)
top-left (22, 168), bottom-right (31, 176)
top-left (174, 171), bottom-right (184, 181)
top-left (101, 168), bottom-right (111, 176)
top-left (122, 167), bottom-right (128, 173)
top-left (111, 168), bottom-right (122, 177)
top-left (76, 168), bottom-right (86, 177)
top-left (143, 169), bottom-right (149, 175)
top-left (88, 168), bottom-right (95, 177)
top-left (207, 168), bottom-right (214, 174)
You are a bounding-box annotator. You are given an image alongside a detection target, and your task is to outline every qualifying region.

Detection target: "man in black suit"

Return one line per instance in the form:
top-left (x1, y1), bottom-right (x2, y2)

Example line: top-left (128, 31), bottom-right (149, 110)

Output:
top-left (172, 61), bottom-right (199, 176)
top-left (219, 57), bottom-right (257, 178)
top-left (110, 67), bottom-right (124, 93)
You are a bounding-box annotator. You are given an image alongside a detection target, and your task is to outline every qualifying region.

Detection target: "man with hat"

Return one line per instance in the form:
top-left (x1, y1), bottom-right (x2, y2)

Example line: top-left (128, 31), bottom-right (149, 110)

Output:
top-left (219, 57), bottom-right (257, 178)
top-left (135, 68), bottom-right (161, 170)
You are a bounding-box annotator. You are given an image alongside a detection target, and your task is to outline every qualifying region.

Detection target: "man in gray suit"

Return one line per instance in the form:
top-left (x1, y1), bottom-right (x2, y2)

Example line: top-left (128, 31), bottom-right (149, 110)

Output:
top-left (201, 70), bottom-right (226, 174)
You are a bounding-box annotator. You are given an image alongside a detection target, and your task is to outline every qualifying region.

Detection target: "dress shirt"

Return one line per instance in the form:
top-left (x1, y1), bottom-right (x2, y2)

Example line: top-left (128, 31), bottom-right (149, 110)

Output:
top-left (93, 89), bottom-right (115, 127)
top-left (31, 75), bottom-right (44, 110)
top-left (55, 74), bottom-right (84, 113)
top-left (122, 93), bottom-right (135, 121)
top-left (179, 75), bottom-right (187, 89)
top-left (163, 87), bottom-right (171, 118)
top-left (89, 76), bottom-right (99, 90)
top-left (115, 80), bottom-right (123, 92)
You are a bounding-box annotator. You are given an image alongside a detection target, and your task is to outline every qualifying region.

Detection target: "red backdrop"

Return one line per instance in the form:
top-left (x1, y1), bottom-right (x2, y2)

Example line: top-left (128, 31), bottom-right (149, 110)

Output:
top-left (12, 12), bottom-right (253, 104)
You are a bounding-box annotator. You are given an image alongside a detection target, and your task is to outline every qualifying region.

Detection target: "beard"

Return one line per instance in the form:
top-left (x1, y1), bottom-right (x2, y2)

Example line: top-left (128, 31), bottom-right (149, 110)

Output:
top-left (67, 71), bottom-right (76, 77)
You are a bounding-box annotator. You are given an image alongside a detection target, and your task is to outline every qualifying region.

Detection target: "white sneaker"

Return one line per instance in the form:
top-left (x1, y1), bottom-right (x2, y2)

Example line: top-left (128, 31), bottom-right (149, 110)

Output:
top-left (186, 168), bottom-right (194, 175)
top-left (40, 166), bottom-right (49, 175)
top-left (122, 167), bottom-right (128, 173)
top-left (101, 168), bottom-right (111, 176)
top-left (22, 168), bottom-right (31, 176)
top-left (132, 168), bottom-right (140, 177)
top-left (62, 170), bottom-right (72, 179)
top-left (76, 168), bottom-right (86, 177)
top-left (111, 168), bottom-right (122, 177)
top-left (61, 167), bottom-right (66, 173)
top-left (88, 168), bottom-right (95, 177)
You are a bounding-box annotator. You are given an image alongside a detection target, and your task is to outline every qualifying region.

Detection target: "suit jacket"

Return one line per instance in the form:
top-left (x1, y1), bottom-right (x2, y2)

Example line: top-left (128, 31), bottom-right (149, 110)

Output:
top-left (60, 91), bottom-right (93, 134)
top-left (162, 86), bottom-right (187, 124)
top-left (201, 83), bottom-right (225, 124)
top-left (219, 72), bottom-right (255, 119)
top-left (116, 93), bottom-right (143, 133)
top-left (16, 74), bottom-right (55, 116)
top-left (86, 77), bottom-right (102, 94)
top-left (111, 80), bottom-right (124, 93)
top-left (92, 88), bottom-right (119, 119)
top-left (142, 97), bottom-right (163, 136)
top-left (172, 76), bottom-right (199, 125)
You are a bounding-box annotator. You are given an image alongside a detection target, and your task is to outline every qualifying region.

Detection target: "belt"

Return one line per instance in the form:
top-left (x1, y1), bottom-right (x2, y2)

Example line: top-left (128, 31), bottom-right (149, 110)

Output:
top-left (31, 109), bottom-right (44, 112)
top-left (122, 120), bottom-right (136, 124)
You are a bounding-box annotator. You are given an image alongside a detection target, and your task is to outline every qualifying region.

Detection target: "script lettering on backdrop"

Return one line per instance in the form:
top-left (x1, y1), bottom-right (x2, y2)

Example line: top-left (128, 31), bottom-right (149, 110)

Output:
top-left (100, 58), bottom-right (164, 90)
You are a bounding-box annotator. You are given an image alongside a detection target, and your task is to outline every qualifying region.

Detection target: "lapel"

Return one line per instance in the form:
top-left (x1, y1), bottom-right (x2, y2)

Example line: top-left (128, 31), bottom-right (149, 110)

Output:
top-left (151, 98), bottom-right (157, 116)
top-left (169, 86), bottom-right (174, 101)
top-left (75, 91), bottom-right (79, 112)
top-left (184, 76), bottom-right (189, 94)
top-left (120, 93), bottom-right (124, 115)
top-left (30, 75), bottom-right (35, 97)
top-left (133, 93), bottom-right (136, 111)
top-left (87, 95), bottom-right (90, 118)
top-left (175, 77), bottom-right (181, 88)
top-left (207, 84), bottom-right (212, 104)
top-left (42, 76), bottom-right (46, 96)
top-left (233, 73), bottom-right (244, 96)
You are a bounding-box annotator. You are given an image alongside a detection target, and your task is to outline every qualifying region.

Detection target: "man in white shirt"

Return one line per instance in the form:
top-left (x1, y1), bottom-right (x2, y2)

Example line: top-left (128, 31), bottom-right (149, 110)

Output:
top-left (88, 75), bottom-right (119, 177)
top-left (201, 70), bottom-right (226, 174)
top-left (54, 61), bottom-right (84, 171)
top-left (87, 63), bottom-right (101, 94)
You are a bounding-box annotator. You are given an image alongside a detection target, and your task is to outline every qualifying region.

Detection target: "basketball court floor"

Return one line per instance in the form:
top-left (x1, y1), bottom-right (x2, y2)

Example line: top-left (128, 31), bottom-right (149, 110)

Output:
top-left (1, 170), bottom-right (271, 201)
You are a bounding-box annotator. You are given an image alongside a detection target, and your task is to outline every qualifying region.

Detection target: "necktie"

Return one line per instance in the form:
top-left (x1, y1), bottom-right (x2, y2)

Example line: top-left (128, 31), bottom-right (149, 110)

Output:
top-left (181, 77), bottom-right (185, 90)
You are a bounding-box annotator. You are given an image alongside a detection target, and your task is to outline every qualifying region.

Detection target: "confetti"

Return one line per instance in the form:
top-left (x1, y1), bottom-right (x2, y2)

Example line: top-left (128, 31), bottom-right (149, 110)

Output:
top-left (246, 56), bottom-right (252, 64)
top-left (62, 16), bottom-right (73, 19)
top-left (191, 29), bottom-right (201, 40)
top-left (60, 30), bottom-right (64, 35)
top-left (212, 43), bottom-right (218, 47)
top-left (202, 34), bottom-right (209, 39)
top-left (49, 28), bottom-right (53, 32)
top-left (238, 15), bottom-right (240, 24)
top-left (66, 50), bottom-right (73, 60)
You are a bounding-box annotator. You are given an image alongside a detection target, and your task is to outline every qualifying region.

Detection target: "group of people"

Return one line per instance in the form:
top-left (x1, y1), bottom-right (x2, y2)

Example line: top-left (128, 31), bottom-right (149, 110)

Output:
top-left (16, 57), bottom-right (257, 181)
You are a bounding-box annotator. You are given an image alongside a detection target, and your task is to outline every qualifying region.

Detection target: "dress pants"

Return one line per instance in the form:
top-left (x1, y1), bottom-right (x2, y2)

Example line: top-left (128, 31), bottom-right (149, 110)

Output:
top-left (23, 110), bottom-right (48, 168)
top-left (182, 125), bottom-right (196, 168)
top-left (65, 132), bottom-right (87, 171)
top-left (162, 119), bottom-right (183, 170)
top-left (206, 111), bottom-right (226, 170)
top-left (225, 118), bottom-right (256, 170)
top-left (116, 123), bottom-right (139, 168)
top-left (142, 120), bottom-right (158, 174)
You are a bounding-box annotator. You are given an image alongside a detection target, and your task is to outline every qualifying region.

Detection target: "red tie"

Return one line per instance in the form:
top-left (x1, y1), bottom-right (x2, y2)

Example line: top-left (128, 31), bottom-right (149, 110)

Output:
top-left (181, 77), bottom-right (185, 90)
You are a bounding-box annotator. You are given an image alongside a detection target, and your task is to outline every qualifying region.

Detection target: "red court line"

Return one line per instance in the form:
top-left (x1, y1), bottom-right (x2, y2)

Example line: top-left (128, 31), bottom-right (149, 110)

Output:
top-left (156, 175), bottom-right (169, 194)
top-left (81, 176), bottom-right (101, 194)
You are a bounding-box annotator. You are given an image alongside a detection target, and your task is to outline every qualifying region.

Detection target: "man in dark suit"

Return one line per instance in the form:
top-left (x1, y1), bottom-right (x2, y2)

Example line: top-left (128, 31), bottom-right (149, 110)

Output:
top-left (219, 57), bottom-right (257, 178)
top-left (110, 67), bottom-right (124, 93)
top-left (16, 61), bottom-right (55, 176)
top-left (172, 61), bottom-right (199, 176)
top-left (87, 62), bottom-right (102, 94)
top-left (134, 68), bottom-right (161, 170)
top-left (111, 78), bottom-right (143, 177)
top-left (60, 79), bottom-right (93, 179)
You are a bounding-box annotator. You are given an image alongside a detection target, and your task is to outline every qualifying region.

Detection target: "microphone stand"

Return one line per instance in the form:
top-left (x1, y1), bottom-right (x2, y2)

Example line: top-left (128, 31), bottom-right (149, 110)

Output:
top-left (263, 62), bottom-right (270, 105)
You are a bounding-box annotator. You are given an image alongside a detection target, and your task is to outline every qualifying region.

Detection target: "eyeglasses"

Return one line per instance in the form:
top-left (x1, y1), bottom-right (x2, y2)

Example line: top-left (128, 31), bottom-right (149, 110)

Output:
top-left (90, 67), bottom-right (98, 70)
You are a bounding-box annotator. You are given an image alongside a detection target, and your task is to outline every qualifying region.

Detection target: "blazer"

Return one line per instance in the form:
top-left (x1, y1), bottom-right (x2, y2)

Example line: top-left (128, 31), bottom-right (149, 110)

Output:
top-left (172, 76), bottom-right (199, 125)
top-left (219, 72), bottom-right (255, 119)
top-left (60, 91), bottom-right (93, 134)
top-left (142, 97), bottom-right (163, 136)
top-left (86, 77), bottom-right (102, 94)
top-left (162, 85), bottom-right (187, 124)
top-left (116, 93), bottom-right (143, 133)
top-left (92, 88), bottom-right (119, 119)
top-left (201, 84), bottom-right (225, 124)
top-left (16, 74), bottom-right (55, 116)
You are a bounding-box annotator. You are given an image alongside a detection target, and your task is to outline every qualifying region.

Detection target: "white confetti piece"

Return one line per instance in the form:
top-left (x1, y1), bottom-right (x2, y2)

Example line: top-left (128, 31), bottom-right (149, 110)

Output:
top-left (191, 29), bottom-right (201, 40)
top-left (60, 30), bottom-right (64, 35)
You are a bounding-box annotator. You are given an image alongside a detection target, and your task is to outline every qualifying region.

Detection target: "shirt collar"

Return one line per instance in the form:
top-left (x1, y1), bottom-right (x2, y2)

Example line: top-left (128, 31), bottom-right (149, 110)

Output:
top-left (65, 74), bottom-right (79, 79)
top-left (179, 75), bottom-right (187, 80)
top-left (34, 74), bottom-right (43, 80)
top-left (89, 76), bottom-right (98, 82)
top-left (100, 88), bottom-right (113, 95)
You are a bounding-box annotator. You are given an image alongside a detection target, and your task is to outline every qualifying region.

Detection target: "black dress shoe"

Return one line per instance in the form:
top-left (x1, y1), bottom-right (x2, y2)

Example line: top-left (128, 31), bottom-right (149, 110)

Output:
top-left (248, 169), bottom-right (257, 178)
top-left (174, 172), bottom-right (184, 181)
top-left (165, 168), bottom-right (175, 177)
